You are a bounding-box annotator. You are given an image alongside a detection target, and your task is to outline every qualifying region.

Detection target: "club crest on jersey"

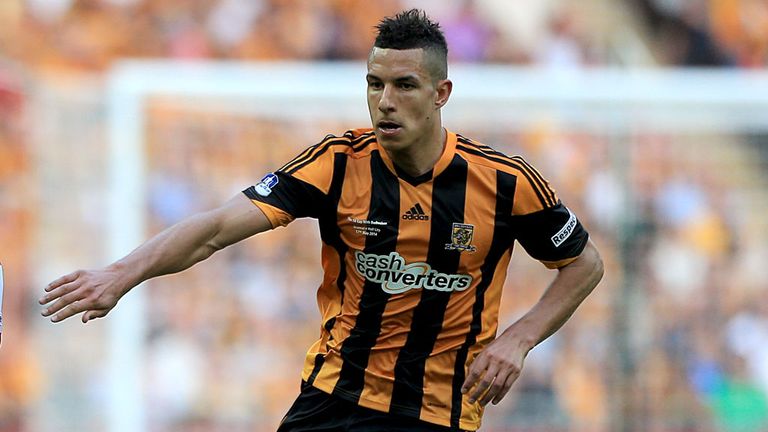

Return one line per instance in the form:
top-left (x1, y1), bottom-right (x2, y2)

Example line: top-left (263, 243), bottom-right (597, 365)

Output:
top-left (445, 223), bottom-right (477, 252)
top-left (254, 173), bottom-right (279, 196)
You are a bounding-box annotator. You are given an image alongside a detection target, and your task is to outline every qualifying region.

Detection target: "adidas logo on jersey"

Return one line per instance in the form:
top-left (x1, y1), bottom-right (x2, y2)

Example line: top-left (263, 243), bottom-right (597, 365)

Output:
top-left (402, 203), bottom-right (429, 221)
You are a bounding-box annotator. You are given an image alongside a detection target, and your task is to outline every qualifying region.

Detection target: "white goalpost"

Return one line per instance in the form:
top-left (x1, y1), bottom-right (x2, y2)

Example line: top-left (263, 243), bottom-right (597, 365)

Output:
top-left (106, 61), bottom-right (768, 432)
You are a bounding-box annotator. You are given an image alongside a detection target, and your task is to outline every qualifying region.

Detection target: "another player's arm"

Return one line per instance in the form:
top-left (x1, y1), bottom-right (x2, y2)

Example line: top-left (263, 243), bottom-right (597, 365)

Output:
top-left (40, 193), bottom-right (271, 323)
top-left (461, 240), bottom-right (604, 405)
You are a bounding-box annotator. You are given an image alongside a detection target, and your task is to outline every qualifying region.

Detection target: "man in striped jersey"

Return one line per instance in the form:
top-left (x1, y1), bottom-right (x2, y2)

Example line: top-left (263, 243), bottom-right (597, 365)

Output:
top-left (40, 9), bottom-right (603, 431)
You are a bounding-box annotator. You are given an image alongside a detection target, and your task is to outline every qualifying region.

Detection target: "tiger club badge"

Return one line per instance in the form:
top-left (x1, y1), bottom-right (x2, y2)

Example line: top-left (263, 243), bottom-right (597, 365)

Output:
top-left (444, 223), bottom-right (477, 252)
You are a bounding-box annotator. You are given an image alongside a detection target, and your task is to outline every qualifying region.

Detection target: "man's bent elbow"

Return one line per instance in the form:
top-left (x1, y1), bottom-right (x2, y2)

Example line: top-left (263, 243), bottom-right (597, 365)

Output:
top-left (565, 240), bottom-right (604, 289)
top-left (593, 253), bottom-right (605, 285)
top-left (583, 241), bottom-right (604, 287)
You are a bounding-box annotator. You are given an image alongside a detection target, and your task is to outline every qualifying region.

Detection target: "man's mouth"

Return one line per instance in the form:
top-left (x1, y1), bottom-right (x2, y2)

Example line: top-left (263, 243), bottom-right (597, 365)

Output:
top-left (377, 120), bottom-right (402, 135)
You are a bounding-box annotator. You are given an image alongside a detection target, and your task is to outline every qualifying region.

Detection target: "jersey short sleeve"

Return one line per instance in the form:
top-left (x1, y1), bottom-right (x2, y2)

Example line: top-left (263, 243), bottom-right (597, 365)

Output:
top-left (243, 139), bottom-right (337, 228)
top-left (509, 157), bottom-right (589, 269)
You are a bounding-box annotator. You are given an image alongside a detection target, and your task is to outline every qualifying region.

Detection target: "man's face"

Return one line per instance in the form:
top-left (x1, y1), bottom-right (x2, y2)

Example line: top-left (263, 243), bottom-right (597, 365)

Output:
top-left (366, 47), bottom-right (446, 153)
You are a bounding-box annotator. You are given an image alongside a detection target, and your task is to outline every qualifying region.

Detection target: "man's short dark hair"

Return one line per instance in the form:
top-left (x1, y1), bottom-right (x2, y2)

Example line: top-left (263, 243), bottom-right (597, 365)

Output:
top-left (373, 9), bottom-right (448, 81)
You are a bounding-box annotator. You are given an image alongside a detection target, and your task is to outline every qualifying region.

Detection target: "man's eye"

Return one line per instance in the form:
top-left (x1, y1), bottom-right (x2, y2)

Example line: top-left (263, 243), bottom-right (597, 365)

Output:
top-left (369, 81), bottom-right (383, 89)
top-left (399, 82), bottom-right (415, 90)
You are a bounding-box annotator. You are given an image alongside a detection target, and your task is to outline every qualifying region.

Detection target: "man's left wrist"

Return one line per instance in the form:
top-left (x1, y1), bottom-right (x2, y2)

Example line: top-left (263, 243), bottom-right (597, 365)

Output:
top-left (500, 328), bottom-right (538, 353)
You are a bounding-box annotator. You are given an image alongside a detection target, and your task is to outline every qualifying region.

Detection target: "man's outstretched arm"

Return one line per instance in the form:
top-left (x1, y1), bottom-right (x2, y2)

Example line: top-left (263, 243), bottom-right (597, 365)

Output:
top-left (461, 240), bottom-right (604, 406)
top-left (40, 193), bottom-right (270, 323)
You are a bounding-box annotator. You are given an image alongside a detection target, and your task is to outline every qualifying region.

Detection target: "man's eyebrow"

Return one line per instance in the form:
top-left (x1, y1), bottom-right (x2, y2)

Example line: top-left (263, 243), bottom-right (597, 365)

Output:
top-left (394, 75), bottom-right (420, 82)
top-left (365, 73), bottom-right (421, 82)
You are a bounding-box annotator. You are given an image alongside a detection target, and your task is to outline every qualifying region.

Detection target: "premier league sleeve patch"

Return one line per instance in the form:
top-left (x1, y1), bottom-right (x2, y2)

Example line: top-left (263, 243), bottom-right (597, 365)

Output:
top-left (243, 171), bottom-right (327, 220)
top-left (254, 173), bottom-right (279, 196)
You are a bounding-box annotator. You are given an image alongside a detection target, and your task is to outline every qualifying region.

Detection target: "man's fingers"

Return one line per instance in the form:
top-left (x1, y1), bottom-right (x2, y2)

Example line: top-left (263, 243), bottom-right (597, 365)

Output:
top-left (469, 376), bottom-right (493, 404)
top-left (468, 365), bottom-right (499, 403)
top-left (41, 290), bottom-right (86, 317)
top-left (461, 370), bottom-right (482, 394)
top-left (50, 300), bottom-right (91, 323)
top-left (45, 271), bottom-right (81, 292)
top-left (82, 309), bottom-right (109, 323)
top-left (42, 269), bottom-right (119, 324)
top-left (461, 358), bottom-right (488, 394)
top-left (491, 369), bottom-right (520, 405)
top-left (480, 369), bottom-right (513, 406)
top-left (39, 280), bottom-right (82, 305)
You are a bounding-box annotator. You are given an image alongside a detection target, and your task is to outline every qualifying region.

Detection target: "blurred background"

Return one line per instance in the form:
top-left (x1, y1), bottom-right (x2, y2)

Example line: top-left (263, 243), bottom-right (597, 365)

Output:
top-left (1, 0), bottom-right (768, 431)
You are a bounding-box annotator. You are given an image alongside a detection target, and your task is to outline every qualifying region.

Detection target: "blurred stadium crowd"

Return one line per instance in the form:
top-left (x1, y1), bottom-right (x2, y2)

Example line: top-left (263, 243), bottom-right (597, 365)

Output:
top-left (0, 0), bottom-right (765, 70)
top-left (0, 0), bottom-right (767, 431)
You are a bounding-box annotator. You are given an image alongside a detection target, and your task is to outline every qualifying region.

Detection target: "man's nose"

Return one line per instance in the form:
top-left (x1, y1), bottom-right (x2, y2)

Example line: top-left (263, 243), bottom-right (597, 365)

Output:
top-left (378, 85), bottom-right (396, 113)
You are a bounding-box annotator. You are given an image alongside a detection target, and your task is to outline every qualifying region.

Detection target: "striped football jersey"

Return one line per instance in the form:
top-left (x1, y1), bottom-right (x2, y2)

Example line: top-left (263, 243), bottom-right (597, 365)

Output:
top-left (244, 128), bottom-right (588, 430)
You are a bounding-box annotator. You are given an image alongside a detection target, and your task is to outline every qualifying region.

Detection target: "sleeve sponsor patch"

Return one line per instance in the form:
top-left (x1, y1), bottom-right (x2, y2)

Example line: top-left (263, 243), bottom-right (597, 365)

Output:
top-left (551, 208), bottom-right (577, 247)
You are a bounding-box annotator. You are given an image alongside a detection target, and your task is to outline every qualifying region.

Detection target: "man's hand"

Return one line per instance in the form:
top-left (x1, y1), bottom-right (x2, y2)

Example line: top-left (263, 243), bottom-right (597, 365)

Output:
top-left (461, 240), bottom-right (603, 407)
top-left (461, 332), bottom-right (531, 406)
top-left (40, 268), bottom-right (128, 323)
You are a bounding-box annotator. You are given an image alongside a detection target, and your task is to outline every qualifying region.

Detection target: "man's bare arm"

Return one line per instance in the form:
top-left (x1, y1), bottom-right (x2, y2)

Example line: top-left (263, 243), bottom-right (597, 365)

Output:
top-left (40, 193), bottom-right (271, 323)
top-left (461, 240), bottom-right (604, 405)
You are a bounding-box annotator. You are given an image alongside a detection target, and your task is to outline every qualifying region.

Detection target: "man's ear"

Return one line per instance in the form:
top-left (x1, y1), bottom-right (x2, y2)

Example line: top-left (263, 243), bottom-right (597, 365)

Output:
top-left (435, 79), bottom-right (453, 109)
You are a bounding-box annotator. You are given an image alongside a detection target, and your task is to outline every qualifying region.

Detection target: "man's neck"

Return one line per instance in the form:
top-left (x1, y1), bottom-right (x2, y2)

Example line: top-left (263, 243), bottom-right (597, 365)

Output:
top-left (387, 127), bottom-right (446, 178)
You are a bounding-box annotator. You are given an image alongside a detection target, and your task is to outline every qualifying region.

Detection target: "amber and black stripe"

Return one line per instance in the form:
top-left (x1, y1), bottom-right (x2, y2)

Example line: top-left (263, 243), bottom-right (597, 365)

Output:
top-left (308, 152), bottom-right (350, 385)
top-left (332, 150), bottom-right (401, 401)
top-left (390, 155), bottom-right (469, 417)
top-left (449, 170), bottom-right (516, 428)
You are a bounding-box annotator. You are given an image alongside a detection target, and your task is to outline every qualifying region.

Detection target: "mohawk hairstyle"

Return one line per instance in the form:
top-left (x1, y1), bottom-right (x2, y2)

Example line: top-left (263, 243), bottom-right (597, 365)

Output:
top-left (373, 9), bottom-right (448, 80)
